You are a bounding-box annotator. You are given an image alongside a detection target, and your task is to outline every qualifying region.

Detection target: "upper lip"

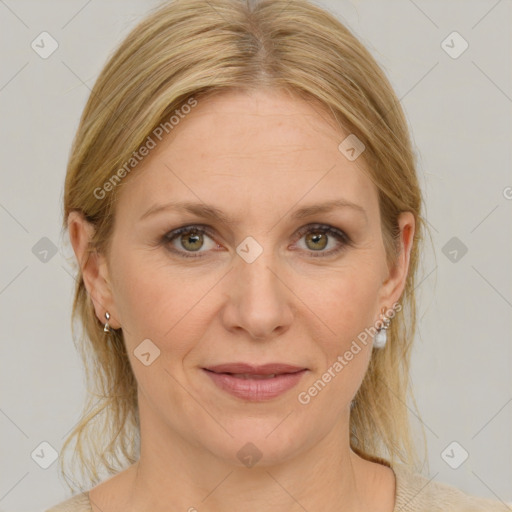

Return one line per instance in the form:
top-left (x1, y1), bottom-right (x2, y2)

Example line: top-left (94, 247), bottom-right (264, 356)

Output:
top-left (204, 363), bottom-right (307, 375)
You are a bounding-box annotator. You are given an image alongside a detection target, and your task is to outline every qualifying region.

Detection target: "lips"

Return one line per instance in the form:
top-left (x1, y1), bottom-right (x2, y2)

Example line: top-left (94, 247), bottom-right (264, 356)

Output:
top-left (204, 362), bottom-right (306, 376)
top-left (202, 363), bottom-right (308, 401)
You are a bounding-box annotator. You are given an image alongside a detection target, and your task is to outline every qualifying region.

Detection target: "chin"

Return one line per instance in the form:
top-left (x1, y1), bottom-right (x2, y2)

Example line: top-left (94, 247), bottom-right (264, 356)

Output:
top-left (199, 418), bottom-right (314, 469)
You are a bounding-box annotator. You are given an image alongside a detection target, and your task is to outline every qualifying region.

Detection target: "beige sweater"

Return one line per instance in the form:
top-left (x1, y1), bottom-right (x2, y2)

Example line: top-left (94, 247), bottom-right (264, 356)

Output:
top-left (46, 463), bottom-right (510, 511)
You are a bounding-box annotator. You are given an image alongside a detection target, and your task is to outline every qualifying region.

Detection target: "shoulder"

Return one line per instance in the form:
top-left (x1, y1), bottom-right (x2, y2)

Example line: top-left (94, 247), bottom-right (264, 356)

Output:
top-left (45, 491), bottom-right (92, 512)
top-left (392, 463), bottom-right (510, 511)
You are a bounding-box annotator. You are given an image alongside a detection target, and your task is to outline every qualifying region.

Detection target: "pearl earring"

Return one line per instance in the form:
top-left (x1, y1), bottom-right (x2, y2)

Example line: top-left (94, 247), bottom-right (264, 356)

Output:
top-left (373, 309), bottom-right (391, 349)
top-left (373, 325), bottom-right (387, 349)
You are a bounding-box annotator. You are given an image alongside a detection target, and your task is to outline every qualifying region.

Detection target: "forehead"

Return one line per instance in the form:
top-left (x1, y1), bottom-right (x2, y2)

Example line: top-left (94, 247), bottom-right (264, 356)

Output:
top-left (116, 89), bottom-right (379, 225)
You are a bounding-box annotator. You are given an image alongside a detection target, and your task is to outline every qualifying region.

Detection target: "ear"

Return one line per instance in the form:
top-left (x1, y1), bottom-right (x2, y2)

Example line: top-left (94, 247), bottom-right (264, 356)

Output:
top-left (67, 211), bottom-right (121, 329)
top-left (376, 211), bottom-right (415, 316)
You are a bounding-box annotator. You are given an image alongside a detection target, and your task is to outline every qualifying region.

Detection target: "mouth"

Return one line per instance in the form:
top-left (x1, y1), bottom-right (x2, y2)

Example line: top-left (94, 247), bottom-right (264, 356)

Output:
top-left (204, 362), bottom-right (307, 374)
top-left (202, 363), bottom-right (308, 401)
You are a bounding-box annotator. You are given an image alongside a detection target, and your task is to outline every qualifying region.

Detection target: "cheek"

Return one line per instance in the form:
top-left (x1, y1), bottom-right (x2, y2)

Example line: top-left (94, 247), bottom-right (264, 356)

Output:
top-left (295, 269), bottom-right (379, 416)
top-left (298, 262), bottom-right (381, 350)
top-left (110, 252), bottom-right (218, 351)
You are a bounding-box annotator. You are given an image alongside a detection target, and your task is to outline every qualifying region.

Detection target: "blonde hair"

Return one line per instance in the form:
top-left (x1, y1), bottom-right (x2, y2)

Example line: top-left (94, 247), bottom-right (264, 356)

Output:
top-left (61, 0), bottom-right (428, 491)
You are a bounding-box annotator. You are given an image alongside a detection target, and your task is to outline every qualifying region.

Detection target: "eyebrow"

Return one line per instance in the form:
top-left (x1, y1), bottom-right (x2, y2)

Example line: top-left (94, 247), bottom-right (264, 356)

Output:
top-left (138, 198), bottom-right (367, 224)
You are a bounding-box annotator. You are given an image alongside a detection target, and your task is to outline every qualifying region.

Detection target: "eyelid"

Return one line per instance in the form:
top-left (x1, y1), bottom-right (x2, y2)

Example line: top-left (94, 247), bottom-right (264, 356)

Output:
top-left (293, 223), bottom-right (350, 244)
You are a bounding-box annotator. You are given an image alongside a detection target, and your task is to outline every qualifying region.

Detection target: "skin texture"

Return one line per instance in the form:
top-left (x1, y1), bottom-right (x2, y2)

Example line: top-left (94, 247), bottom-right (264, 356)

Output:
top-left (68, 88), bottom-right (414, 512)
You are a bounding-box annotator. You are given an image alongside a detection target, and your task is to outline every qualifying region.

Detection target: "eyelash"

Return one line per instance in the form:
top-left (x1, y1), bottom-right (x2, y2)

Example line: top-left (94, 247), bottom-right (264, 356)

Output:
top-left (161, 223), bottom-right (352, 259)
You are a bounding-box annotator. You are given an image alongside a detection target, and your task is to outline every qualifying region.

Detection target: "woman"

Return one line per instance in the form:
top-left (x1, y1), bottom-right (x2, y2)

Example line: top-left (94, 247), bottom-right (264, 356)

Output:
top-left (47, 0), bottom-right (507, 510)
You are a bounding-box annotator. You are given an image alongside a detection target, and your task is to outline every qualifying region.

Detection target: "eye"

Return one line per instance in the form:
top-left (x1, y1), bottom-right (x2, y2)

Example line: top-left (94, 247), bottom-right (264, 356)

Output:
top-left (293, 223), bottom-right (351, 257)
top-left (162, 225), bottom-right (220, 258)
top-left (161, 223), bottom-right (351, 259)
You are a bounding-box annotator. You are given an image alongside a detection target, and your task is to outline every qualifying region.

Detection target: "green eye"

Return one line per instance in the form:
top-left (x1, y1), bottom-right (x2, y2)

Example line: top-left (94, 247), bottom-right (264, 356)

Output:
top-left (304, 231), bottom-right (328, 251)
top-left (163, 225), bottom-right (218, 257)
top-left (294, 224), bottom-right (350, 257)
top-left (178, 229), bottom-right (205, 252)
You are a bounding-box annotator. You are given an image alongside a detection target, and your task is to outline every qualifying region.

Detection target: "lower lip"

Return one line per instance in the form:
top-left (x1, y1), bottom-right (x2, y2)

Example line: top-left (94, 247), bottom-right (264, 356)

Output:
top-left (203, 369), bottom-right (307, 401)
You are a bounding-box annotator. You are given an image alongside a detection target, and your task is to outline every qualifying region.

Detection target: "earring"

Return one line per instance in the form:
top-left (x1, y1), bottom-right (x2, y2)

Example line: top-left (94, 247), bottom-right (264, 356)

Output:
top-left (104, 312), bottom-right (111, 333)
top-left (373, 308), bottom-right (390, 349)
top-left (373, 326), bottom-right (387, 349)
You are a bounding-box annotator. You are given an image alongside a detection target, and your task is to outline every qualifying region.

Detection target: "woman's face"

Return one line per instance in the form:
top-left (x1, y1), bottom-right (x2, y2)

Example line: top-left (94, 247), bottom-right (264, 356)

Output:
top-left (81, 89), bottom-right (413, 466)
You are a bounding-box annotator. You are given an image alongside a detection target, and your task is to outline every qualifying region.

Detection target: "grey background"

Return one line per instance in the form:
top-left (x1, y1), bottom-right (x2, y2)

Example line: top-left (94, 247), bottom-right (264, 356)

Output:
top-left (1, 0), bottom-right (511, 510)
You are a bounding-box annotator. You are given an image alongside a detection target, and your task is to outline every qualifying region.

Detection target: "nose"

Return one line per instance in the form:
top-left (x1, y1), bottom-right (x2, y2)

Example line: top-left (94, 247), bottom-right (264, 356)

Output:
top-left (220, 251), bottom-right (294, 340)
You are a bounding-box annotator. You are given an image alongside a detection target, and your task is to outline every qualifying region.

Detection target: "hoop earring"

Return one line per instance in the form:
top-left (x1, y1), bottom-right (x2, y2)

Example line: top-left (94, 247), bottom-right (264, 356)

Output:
top-left (104, 312), bottom-right (111, 333)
